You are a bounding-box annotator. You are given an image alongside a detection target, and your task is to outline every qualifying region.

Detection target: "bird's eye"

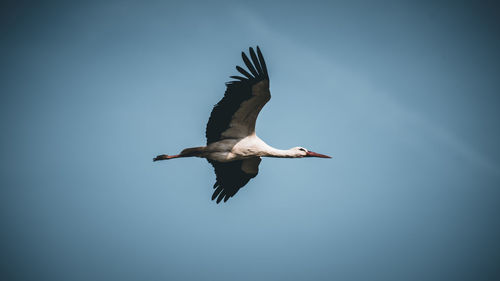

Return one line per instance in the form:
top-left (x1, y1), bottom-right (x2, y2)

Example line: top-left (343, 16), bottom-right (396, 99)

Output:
top-left (299, 148), bottom-right (306, 152)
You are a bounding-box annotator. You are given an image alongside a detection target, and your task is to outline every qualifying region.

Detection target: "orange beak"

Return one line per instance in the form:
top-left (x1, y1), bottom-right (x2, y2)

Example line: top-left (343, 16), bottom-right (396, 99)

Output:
top-left (305, 151), bottom-right (332, 158)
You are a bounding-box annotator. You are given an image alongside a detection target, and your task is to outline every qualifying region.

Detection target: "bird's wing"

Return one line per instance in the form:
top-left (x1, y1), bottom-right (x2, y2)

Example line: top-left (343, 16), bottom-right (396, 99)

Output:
top-left (209, 157), bottom-right (261, 203)
top-left (206, 46), bottom-right (270, 145)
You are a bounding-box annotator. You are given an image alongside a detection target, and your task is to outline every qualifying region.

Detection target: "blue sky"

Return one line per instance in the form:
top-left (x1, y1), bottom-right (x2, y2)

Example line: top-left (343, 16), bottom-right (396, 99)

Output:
top-left (1, 1), bottom-right (499, 280)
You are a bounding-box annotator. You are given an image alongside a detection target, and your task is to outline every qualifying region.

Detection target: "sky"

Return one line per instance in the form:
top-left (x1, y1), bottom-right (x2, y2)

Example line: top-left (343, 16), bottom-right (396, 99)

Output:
top-left (1, 1), bottom-right (500, 280)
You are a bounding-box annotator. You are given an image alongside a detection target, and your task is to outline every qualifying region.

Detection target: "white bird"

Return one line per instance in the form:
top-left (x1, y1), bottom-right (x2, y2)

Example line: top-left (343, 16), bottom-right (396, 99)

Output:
top-left (154, 46), bottom-right (331, 203)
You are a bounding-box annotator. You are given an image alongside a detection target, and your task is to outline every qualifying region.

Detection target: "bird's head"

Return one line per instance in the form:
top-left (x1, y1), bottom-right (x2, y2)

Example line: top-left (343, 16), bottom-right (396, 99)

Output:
top-left (291, 147), bottom-right (331, 158)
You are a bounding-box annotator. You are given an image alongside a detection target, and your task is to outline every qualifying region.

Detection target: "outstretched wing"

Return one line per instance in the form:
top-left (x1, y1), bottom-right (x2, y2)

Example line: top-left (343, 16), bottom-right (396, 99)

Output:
top-left (206, 46), bottom-right (270, 145)
top-left (209, 157), bottom-right (261, 203)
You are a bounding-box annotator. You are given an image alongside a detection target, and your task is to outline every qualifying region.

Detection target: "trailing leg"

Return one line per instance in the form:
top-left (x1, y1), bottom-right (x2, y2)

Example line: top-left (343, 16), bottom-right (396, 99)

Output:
top-left (153, 146), bottom-right (206, 161)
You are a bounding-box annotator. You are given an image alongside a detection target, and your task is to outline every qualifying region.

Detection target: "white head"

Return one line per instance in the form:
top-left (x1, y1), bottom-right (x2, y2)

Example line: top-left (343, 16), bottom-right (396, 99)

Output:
top-left (290, 147), bottom-right (331, 158)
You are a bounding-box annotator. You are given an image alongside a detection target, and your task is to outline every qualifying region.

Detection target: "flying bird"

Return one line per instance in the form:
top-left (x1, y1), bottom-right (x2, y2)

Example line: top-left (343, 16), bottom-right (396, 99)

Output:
top-left (154, 46), bottom-right (331, 203)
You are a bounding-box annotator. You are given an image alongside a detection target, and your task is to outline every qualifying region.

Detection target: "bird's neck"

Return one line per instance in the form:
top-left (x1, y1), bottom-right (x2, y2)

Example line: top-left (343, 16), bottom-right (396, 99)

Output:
top-left (248, 135), bottom-right (300, 158)
top-left (263, 147), bottom-right (300, 158)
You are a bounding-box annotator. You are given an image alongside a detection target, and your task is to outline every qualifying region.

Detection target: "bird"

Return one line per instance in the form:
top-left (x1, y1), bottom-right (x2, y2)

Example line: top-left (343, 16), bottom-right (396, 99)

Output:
top-left (154, 46), bottom-right (331, 203)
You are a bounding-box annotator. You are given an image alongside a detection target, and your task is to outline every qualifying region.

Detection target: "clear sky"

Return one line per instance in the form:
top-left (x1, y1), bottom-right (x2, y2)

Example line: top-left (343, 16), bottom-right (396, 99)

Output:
top-left (1, 1), bottom-right (500, 280)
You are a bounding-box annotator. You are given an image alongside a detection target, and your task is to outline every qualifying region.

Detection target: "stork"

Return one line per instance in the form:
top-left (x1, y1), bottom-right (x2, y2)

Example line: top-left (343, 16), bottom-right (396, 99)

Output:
top-left (154, 46), bottom-right (331, 203)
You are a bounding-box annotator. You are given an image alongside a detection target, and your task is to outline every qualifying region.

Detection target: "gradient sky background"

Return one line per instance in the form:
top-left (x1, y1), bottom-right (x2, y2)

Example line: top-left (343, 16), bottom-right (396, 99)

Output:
top-left (1, 1), bottom-right (500, 280)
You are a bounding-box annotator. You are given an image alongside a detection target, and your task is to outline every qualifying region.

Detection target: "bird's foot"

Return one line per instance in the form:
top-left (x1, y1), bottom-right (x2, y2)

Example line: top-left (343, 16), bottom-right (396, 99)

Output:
top-left (153, 154), bottom-right (169, 161)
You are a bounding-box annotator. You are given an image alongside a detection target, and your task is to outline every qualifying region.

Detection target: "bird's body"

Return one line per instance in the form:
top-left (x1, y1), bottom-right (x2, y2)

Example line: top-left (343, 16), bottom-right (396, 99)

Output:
top-left (155, 46), bottom-right (331, 203)
top-left (205, 134), bottom-right (269, 162)
top-left (178, 134), bottom-right (306, 162)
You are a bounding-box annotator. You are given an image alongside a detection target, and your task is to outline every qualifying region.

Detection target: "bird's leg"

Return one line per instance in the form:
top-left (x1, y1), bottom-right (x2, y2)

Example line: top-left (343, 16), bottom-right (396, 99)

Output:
top-left (153, 154), bottom-right (182, 161)
top-left (153, 147), bottom-right (205, 162)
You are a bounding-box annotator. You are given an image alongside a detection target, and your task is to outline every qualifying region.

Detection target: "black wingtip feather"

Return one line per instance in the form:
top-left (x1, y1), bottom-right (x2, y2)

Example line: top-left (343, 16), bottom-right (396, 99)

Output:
top-left (242, 51), bottom-right (259, 77)
top-left (230, 75), bottom-right (247, 81)
top-left (236, 65), bottom-right (253, 79)
top-left (249, 47), bottom-right (263, 75)
top-left (233, 46), bottom-right (268, 82)
top-left (256, 46), bottom-right (268, 79)
top-left (212, 185), bottom-right (223, 200)
top-left (216, 193), bottom-right (224, 203)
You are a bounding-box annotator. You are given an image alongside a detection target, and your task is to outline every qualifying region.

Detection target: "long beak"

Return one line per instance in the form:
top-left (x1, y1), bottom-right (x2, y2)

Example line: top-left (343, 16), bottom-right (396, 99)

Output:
top-left (305, 151), bottom-right (332, 158)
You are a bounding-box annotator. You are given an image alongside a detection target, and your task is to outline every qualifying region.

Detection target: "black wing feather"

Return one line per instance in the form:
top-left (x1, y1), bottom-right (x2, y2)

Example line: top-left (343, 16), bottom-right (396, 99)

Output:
top-left (236, 65), bottom-right (253, 79)
top-left (229, 75), bottom-right (247, 81)
top-left (209, 159), bottom-right (259, 203)
top-left (212, 186), bottom-right (223, 201)
top-left (242, 52), bottom-right (259, 77)
top-left (249, 47), bottom-right (263, 75)
top-left (256, 46), bottom-right (268, 79)
top-left (206, 46), bottom-right (269, 144)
